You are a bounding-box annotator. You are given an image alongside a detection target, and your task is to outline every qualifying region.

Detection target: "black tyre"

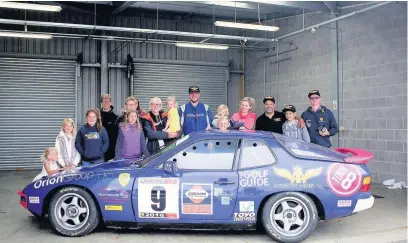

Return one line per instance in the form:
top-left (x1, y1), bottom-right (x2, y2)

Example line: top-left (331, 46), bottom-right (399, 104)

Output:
top-left (262, 192), bottom-right (318, 243)
top-left (48, 186), bottom-right (100, 237)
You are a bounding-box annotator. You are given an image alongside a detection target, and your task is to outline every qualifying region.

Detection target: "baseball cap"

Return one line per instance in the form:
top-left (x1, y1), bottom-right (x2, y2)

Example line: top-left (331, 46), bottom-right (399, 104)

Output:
top-left (308, 89), bottom-right (320, 98)
top-left (263, 96), bottom-right (275, 104)
top-left (282, 104), bottom-right (296, 113)
top-left (188, 86), bottom-right (200, 93)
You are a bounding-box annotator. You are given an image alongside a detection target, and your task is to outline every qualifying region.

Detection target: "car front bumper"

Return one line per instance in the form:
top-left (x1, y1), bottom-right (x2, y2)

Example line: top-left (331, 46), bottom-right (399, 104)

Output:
top-left (353, 195), bottom-right (374, 213)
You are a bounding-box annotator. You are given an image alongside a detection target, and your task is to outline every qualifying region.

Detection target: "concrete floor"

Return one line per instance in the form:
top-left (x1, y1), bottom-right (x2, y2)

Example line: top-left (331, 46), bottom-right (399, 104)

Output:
top-left (0, 171), bottom-right (406, 243)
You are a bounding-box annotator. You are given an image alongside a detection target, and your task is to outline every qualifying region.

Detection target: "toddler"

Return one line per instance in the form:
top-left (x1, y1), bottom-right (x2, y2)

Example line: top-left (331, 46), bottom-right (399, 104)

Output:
top-left (164, 96), bottom-right (181, 133)
top-left (33, 147), bottom-right (63, 182)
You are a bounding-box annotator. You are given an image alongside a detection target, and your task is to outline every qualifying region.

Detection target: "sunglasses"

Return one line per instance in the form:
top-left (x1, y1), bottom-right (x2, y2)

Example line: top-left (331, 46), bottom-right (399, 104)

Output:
top-left (309, 96), bottom-right (320, 100)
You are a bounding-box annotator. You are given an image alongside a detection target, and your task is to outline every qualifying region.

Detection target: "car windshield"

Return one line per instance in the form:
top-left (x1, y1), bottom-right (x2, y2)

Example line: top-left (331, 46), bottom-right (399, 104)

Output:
top-left (273, 133), bottom-right (347, 162)
top-left (135, 135), bottom-right (190, 168)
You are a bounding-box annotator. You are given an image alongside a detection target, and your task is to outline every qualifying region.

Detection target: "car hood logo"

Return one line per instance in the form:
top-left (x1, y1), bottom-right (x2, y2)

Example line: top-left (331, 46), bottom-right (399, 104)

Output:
top-left (273, 166), bottom-right (322, 184)
top-left (185, 185), bottom-right (208, 203)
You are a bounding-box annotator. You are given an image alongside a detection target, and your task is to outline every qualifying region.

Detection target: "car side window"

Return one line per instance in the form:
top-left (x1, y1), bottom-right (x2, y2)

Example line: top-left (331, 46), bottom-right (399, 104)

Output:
top-left (240, 140), bottom-right (276, 169)
top-left (170, 139), bottom-right (238, 170)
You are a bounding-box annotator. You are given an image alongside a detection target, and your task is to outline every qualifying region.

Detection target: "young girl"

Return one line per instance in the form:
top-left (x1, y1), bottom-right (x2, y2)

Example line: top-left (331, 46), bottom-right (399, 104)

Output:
top-left (217, 115), bottom-right (231, 131)
top-left (55, 118), bottom-right (81, 169)
top-left (75, 109), bottom-right (109, 166)
top-left (231, 97), bottom-right (257, 130)
top-left (115, 110), bottom-right (150, 161)
top-left (33, 147), bottom-right (63, 182)
top-left (163, 96), bottom-right (181, 133)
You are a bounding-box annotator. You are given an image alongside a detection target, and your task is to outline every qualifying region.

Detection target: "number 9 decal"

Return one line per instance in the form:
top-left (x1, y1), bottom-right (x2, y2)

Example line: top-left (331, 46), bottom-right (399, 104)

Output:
top-left (151, 186), bottom-right (166, 211)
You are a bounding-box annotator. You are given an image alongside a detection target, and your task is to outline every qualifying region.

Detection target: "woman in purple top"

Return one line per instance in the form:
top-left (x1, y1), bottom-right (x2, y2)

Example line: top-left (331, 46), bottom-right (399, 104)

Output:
top-left (115, 109), bottom-right (149, 161)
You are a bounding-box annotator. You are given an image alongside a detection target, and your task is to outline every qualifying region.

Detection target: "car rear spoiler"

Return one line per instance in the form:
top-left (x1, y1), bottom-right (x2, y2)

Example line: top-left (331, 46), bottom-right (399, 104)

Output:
top-left (334, 148), bottom-right (374, 164)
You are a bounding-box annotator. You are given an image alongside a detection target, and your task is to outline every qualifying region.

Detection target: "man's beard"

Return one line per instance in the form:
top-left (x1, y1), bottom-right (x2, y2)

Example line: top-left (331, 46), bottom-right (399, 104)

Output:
top-left (190, 98), bottom-right (199, 103)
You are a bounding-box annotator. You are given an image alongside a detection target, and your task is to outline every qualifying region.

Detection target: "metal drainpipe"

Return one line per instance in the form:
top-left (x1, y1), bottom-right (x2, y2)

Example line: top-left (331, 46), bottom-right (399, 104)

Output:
top-left (100, 34), bottom-right (108, 95)
top-left (75, 63), bottom-right (78, 126)
top-left (242, 48), bottom-right (245, 99)
top-left (331, 15), bottom-right (339, 148)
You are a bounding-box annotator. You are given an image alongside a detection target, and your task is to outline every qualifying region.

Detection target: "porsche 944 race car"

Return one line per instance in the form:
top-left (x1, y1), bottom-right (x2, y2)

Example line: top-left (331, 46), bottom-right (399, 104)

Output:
top-left (18, 130), bottom-right (375, 243)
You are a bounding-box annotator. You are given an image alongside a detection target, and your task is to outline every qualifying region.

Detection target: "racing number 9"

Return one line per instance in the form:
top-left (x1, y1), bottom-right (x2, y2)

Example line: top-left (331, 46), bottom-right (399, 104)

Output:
top-left (151, 186), bottom-right (166, 211)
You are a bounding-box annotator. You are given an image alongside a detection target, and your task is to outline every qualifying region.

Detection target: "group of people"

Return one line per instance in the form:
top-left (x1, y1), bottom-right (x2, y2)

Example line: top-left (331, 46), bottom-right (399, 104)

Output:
top-left (33, 86), bottom-right (338, 181)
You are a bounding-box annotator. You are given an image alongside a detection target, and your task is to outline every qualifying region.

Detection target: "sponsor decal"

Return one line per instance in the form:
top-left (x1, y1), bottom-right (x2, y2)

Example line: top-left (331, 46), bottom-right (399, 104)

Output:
top-left (337, 200), bottom-right (352, 207)
top-left (273, 165), bottom-right (323, 190)
top-left (33, 171), bottom-right (115, 189)
top-left (138, 178), bottom-right (179, 219)
top-left (239, 201), bottom-right (254, 212)
top-left (214, 187), bottom-right (223, 197)
top-left (118, 173), bottom-right (131, 187)
top-left (105, 205), bottom-right (123, 211)
top-left (327, 164), bottom-right (362, 197)
top-left (98, 188), bottom-right (129, 202)
top-left (221, 196), bottom-right (231, 205)
top-left (214, 187), bottom-right (233, 205)
top-left (182, 184), bottom-right (213, 215)
top-left (239, 170), bottom-right (269, 187)
top-left (29, 196), bottom-right (39, 204)
top-left (234, 212), bottom-right (256, 222)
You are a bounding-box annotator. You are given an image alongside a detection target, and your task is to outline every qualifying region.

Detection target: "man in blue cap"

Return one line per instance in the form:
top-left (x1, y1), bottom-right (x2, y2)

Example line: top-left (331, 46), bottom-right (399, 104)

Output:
top-left (301, 89), bottom-right (338, 148)
top-left (178, 86), bottom-right (213, 135)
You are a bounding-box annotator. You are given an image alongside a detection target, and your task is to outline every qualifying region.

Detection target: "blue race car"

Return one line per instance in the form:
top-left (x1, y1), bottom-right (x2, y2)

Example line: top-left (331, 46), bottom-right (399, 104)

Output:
top-left (18, 130), bottom-right (374, 243)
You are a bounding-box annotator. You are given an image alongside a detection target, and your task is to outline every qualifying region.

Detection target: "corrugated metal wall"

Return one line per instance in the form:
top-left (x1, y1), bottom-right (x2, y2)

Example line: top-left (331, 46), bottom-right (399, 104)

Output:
top-left (0, 8), bottom-right (242, 141)
top-left (0, 55), bottom-right (76, 169)
top-left (133, 60), bottom-right (228, 113)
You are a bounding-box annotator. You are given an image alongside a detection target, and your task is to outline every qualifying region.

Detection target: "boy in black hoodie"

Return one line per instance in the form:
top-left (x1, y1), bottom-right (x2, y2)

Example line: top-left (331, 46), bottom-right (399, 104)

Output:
top-left (100, 94), bottom-right (118, 161)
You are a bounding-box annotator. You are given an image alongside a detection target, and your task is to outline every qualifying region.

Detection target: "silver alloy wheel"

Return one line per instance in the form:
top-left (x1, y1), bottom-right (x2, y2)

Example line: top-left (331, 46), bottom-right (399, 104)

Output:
top-left (54, 193), bottom-right (89, 231)
top-left (269, 196), bottom-right (310, 237)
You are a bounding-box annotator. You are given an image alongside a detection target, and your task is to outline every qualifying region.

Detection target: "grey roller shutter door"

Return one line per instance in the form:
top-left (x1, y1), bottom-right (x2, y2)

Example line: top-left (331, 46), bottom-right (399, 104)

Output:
top-left (132, 59), bottom-right (228, 114)
top-left (0, 56), bottom-right (76, 170)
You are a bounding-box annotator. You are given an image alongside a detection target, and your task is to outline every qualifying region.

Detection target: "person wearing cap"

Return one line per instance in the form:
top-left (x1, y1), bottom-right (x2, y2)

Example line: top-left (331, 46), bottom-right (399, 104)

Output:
top-left (301, 90), bottom-right (338, 148)
top-left (282, 105), bottom-right (310, 142)
top-left (100, 94), bottom-right (118, 161)
top-left (255, 96), bottom-right (287, 134)
top-left (178, 86), bottom-right (213, 135)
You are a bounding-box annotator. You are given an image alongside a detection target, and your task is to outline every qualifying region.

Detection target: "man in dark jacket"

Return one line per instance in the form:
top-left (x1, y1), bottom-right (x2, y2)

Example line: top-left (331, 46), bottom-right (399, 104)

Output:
top-left (100, 94), bottom-right (118, 161)
top-left (301, 90), bottom-right (339, 148)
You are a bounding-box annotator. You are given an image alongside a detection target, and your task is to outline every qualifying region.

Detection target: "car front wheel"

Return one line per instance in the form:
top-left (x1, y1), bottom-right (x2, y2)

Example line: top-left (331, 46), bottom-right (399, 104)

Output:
top-left (262, 192), bottom-right (318, 243)
top-left (49, 186), bottom-right (100, 237)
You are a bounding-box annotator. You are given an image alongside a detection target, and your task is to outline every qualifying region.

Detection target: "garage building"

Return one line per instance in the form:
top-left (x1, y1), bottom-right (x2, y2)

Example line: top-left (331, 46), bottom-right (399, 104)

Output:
top-left (0, 1), bottom-right (406, 184)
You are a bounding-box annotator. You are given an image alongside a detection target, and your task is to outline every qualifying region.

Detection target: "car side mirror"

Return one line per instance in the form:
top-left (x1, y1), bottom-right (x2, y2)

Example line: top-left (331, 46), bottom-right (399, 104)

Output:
top-left (163, 161), bottom-right (177, 174)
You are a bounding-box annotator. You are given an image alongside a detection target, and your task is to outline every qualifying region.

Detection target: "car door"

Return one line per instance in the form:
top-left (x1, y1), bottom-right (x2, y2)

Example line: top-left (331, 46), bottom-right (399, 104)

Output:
top-left (132, 138), bottom-right (240, 223)
top-left (173, 138), bottom-right (240, 221)
top-left (235, 139), bottom-right (277, 222)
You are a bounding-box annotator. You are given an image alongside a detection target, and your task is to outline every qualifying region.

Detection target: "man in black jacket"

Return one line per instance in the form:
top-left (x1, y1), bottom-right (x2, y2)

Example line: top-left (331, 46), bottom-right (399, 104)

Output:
top-left (100, 94), bottom-right (118, 161)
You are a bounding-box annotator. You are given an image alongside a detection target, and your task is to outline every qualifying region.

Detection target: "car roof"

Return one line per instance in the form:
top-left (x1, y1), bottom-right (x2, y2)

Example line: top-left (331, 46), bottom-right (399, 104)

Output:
top-left (188, 129), bottom-right (277, 139)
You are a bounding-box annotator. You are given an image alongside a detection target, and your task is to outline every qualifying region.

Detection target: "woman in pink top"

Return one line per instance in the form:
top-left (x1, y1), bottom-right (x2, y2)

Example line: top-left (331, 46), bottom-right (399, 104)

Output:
top-left (231, 97), bottom-right (257, 130)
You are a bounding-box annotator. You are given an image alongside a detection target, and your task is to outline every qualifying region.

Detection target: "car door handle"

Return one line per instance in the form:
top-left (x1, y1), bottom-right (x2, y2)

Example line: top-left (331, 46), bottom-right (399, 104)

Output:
top-left (214, 179), bottom-right (235, 185)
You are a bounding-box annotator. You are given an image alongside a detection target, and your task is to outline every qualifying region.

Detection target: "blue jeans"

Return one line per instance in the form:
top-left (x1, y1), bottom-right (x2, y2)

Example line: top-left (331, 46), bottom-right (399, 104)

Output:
top-left (81, 159), bottom-right (104, 167)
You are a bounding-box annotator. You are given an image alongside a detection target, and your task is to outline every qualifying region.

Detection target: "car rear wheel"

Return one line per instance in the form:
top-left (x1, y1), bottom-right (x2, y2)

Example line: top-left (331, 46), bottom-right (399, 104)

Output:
top-left (262, 192), bottom-right (318, 243)
top-left (49, 187), bottom-right (100, 237)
